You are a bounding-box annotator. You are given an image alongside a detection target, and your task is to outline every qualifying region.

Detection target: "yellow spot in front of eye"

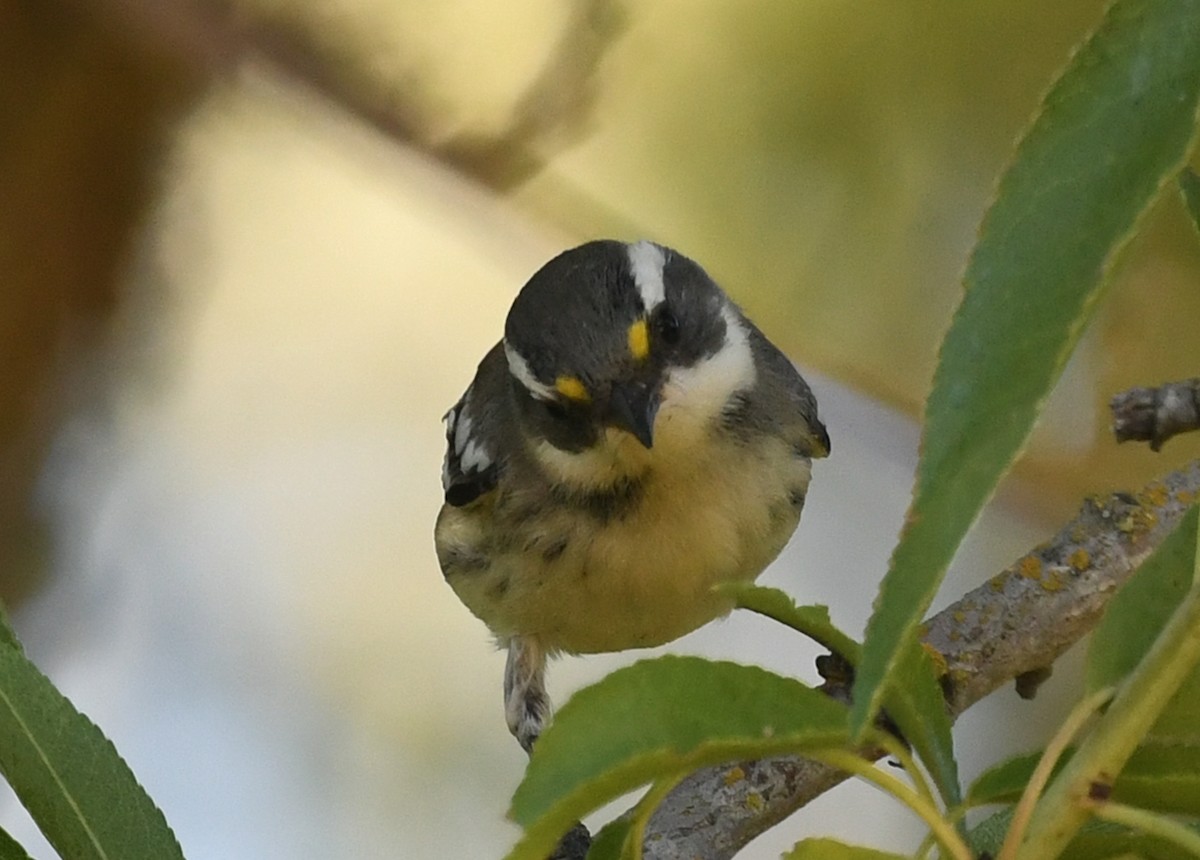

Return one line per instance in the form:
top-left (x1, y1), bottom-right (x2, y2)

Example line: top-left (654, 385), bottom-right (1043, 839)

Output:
top-left (628, 318), bottom-right (650, 361)
top-left (555, 375), bottom-right (590, 402)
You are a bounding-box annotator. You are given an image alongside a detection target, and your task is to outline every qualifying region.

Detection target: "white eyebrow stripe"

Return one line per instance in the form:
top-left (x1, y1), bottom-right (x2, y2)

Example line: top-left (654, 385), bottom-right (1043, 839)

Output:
top-left (504, 341), bottom-right (555, 400)
top-left (627, 240), bottom-right (667, 310)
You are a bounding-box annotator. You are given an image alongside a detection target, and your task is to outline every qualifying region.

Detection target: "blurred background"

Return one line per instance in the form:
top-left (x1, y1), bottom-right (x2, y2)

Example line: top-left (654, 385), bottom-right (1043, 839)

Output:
top-left (3, 1), bottom-right (1200, 857)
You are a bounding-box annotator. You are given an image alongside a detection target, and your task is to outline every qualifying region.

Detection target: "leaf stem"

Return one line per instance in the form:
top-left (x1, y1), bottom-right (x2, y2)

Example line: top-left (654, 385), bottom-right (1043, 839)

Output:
top-left (1090, 801), bottom-right (1200, 857)
top-left (809, 748), bottom-right (971, 860)
top-left (877, 734), bottom-right (938, 811)
top-left (625, 774), bottom-right (686, 860)
top-left (997, 685), bottom-right (1115, 860)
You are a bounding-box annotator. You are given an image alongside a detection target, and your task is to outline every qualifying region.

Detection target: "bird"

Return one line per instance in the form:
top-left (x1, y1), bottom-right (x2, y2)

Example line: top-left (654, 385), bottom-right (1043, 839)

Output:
top-left (435, 239), bottom-right (829, 752)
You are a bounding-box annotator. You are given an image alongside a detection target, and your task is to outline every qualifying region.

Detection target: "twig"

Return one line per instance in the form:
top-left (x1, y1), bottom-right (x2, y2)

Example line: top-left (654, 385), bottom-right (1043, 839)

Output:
top-left (638, 460), bottom-right (1200, 859)
top-left (1111, 378), bottom-right (1200, 451)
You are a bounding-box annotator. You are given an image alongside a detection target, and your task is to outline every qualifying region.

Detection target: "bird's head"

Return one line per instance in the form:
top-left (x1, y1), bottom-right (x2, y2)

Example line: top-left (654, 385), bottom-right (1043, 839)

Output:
top-left (502, 240), bottom-right (755, 488)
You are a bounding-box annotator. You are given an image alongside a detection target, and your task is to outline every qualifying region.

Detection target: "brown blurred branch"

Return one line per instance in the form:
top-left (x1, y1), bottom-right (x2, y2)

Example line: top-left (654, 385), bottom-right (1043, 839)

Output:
top-left (632, 462), bottom-right (1200, 858)
top-left (92, 0), bottom-right (625, 189)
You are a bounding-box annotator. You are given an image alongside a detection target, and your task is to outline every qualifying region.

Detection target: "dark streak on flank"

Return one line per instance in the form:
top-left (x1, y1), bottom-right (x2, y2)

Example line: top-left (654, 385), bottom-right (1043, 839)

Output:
top-left (442, 544), bottom-right (490, 576)
top-left (542, 536), bottom-right (569, 562)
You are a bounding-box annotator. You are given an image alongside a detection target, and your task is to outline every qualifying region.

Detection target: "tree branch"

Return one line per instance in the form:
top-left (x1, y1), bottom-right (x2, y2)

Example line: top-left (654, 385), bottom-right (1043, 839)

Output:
top-left (634, 427), bottom-right (1200, 856)
top-left (1111, 378), bottom-right (1200, 451)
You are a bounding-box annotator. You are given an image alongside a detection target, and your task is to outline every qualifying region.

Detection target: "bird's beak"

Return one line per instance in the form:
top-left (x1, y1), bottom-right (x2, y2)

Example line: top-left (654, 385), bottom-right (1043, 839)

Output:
top-left (607, 380), bottom-right (661, 449)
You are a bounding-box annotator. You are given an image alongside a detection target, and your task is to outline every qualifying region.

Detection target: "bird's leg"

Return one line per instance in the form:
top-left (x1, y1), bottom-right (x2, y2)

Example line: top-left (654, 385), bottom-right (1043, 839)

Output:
top-left (504, 635), bottom-right (552, 753)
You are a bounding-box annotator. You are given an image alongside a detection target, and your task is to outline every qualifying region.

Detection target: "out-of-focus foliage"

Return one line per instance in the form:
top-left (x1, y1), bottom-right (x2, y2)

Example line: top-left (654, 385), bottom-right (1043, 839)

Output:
top-left (852, 0), bottom-right (1200, 740)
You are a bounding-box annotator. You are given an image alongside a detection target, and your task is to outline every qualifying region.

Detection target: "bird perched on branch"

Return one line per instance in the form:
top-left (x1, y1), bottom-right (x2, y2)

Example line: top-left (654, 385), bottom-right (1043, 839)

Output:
top-left (436, 240), bottom-right (829, 751)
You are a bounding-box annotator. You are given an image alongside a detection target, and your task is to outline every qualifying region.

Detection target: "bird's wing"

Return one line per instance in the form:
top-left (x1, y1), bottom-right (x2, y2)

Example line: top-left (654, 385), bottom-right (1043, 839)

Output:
top-left (441, 342), bottom-right (511, 506)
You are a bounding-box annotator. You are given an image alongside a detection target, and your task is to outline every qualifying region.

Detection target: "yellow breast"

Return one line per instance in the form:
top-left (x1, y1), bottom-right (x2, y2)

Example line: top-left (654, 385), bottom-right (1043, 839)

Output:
top-left (438, 421), bottom-right (811, 655)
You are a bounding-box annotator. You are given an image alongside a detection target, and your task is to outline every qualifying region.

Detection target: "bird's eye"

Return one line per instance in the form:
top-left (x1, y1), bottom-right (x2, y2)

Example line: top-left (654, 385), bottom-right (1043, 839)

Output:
top-left (541, 398), bottom-right (570, 421)
top-left (654, 307), bottom-right (681, 345)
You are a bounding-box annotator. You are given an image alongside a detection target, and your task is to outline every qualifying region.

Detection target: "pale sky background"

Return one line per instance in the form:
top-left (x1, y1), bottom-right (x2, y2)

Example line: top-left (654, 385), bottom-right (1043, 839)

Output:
top-left (0, 71), bottom-right (1086, 858)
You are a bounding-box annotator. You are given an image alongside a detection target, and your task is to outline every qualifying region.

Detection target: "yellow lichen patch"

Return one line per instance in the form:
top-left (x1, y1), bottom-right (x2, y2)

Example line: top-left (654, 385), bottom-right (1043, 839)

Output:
top-left (1068, 548), bottom-right (1091, 572)
top-left (723, 766), bottom-right (746, 787)
top-left (554, 375), bottom-right (590, 402)
top-left (953, 610), bottom-right (966, 624)
top-left (1019, 555), bottom-right (1043, 580)
top-left (627, 318), bottom-right (650, 361)
top-left (745, 792), bottom-right (764, 812)
top-left (1041, 569), bottom-right (1064, 592)
top-left (1117, 507), bottom-right (1157, 534)
top-left (1140, 482), bottom-right (1169, 508)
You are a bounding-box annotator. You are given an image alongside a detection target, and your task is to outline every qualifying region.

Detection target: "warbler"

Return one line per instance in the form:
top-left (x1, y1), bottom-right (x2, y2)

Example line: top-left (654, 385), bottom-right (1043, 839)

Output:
top-left (436, 240), bottom-right (829, 751)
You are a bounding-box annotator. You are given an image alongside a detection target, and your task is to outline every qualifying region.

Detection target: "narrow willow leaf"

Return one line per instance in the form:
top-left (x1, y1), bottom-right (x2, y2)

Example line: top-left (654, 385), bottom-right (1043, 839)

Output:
top-left (1179, 168), bottom-right (1200, 237)
top-left (1087, 505), bottom-right (1200, 743)
top-left (0, 827), bottom-right (33, 860)
top-left (724, 583), bottom-right (861, 663)
top-left (0, 647), bottom-right (184, 860)
top-left (505, 657), bottom-right (851, 860)
top-left (887, 640), bottom-right (960, 808)
top-left (852, 0), bottom-right (1200, 736)
top-left (784, 838), bottom-right (908, 859)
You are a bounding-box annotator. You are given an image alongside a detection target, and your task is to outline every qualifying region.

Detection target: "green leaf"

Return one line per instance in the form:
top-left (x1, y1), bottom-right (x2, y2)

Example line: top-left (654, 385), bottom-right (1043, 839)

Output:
top-left (0, 646), bottom-right (184, 860)
top-left (1088, 505), bottom-right (1200, 742)
top-left (724, 584), bottom-right (861, 664)
top-left (0, 827), bottom-right (33, 860)
top-left (970, 807), bottom-right (1200, 860)
top-left (851, 0), bottom-right (1200, 736)
top-left (1109, 741), bottom-right (1200, 816)
top-left (584, 818), bottom-right (631, 860)
top-left (1179, 168), bottom-right (1200, 237)
top-left (0, 600), bottom-right (23, 654)
top-left (727, 584), bottom-right (959, 806)
top-left (968, 749), bottom-right (1054, 806)
top-left (783, 838), bottom-right (909, 859)
top-left (966, 806), bottom-right (1012, 857)
top-left (505, 656), bottom-right (852, 860)
top-left (886, 640), bottom-right (960, 808)
top-left (970, 743), bottom-right (1200, 814)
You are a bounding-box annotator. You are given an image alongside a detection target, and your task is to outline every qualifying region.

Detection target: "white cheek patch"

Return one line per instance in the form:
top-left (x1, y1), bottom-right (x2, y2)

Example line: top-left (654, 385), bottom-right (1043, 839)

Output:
top-left (504, 341), bottom-right (555, 401)
top-left (626, 240), bottom-right (666, 311)
top-left (661, 306), bottom-right (757, 435)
